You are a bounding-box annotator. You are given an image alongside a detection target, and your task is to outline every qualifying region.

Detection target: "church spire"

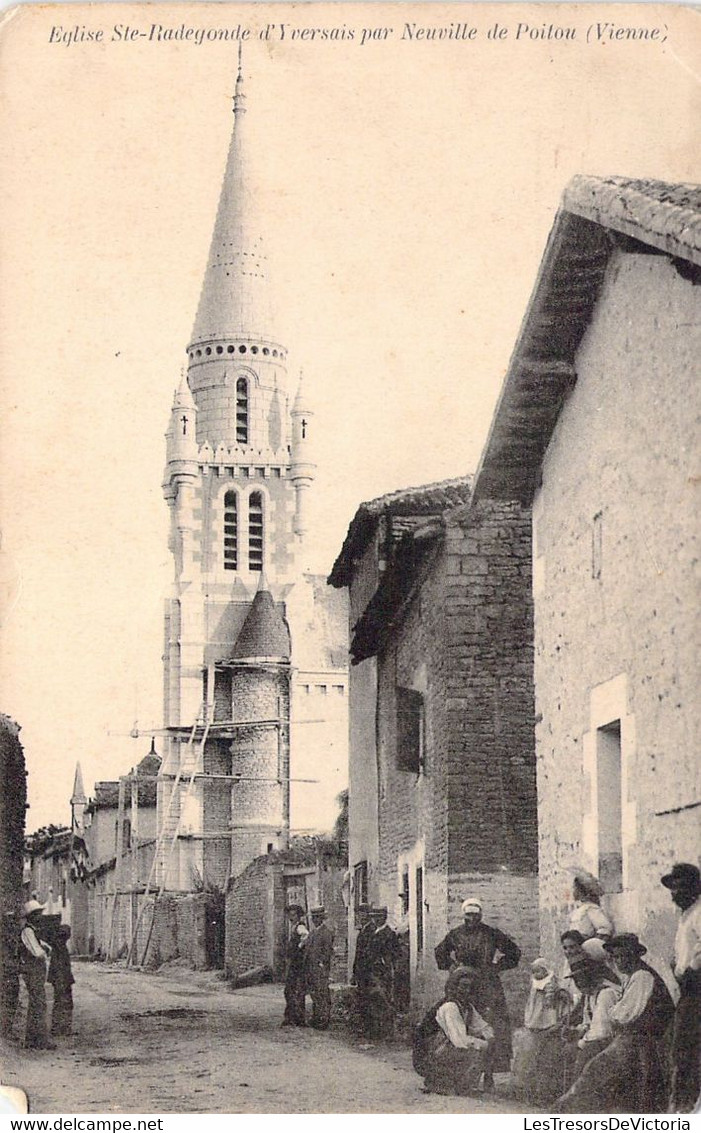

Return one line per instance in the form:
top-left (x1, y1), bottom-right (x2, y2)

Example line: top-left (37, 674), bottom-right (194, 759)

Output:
top-left (189, 54), bottom-right (275, 348)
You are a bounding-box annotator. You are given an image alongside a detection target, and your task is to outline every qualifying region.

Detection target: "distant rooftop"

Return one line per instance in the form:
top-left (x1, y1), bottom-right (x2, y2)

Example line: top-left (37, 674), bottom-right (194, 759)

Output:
top-left (328, 476), bottom-right (472, 588)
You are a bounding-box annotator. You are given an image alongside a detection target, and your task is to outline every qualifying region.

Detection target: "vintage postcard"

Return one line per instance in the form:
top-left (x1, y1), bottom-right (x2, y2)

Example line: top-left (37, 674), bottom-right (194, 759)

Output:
top-left (1, 1), bottom-right (699, 1117)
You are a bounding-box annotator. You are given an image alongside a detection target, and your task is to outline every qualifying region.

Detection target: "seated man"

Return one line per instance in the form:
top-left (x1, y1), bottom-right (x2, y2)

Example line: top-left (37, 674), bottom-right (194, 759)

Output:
top-left (564, 958), bottom-right (621, 1075)
top-left (413, 967), bottom-right (494, 1097)
top-left (555, 933), bottom-right (674, 1113)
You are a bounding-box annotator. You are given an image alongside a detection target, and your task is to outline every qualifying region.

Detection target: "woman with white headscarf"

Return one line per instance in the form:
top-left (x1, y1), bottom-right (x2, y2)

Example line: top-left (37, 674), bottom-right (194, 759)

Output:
top-left (512, 958), bottom-right (565, 1104)
top-left (434, 897), bottom-right (521, 1087)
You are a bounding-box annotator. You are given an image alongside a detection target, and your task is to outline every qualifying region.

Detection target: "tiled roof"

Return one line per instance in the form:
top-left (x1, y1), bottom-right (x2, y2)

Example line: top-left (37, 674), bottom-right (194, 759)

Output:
top-left (88, 776), bottom-right (158, 813)
top-left (328, 476), bottom-right (472, 588)
top-left (564, 176), bottom-right (701, 266)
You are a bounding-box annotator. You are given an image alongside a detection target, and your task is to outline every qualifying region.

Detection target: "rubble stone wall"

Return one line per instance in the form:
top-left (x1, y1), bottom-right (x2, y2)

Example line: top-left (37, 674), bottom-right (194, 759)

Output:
top-left (375, 500), bottom-right (537, 1008)
top-left (534, 252), bottom-right (700, 962)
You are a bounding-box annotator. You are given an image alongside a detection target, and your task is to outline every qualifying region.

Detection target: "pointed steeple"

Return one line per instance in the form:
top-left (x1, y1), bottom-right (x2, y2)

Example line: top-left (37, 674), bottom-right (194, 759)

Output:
top-left (71, 761), bottom-right (87, 834)
top-left (189, 54), bottom-right (274, 347)
top-left (229, 570), bottom-right (291, 662)
top-left (71, 762), bottom-right (87, 805)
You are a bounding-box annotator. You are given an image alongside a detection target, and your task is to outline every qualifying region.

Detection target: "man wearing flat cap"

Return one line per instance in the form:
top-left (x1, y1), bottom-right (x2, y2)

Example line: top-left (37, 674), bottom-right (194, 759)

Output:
top-left (434, 898), bottom-right (521, 1087)
top-left (304, 907), bottom-right (334, 1030)
top-left (661, 862), bottom-right (701, 1111)
top-left (555, 932), bottom-right (674, 1112)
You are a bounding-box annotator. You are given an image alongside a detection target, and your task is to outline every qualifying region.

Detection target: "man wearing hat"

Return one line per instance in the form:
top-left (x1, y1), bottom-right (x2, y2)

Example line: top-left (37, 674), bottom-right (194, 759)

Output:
top-left (351, 904), bottom-right (374, 988)
top-left (661, 862), bottom-right (701, 1112)
top-left (304, 907), bottom-right (334, 1030)
top-left (434, 898), bottom-right (521, 1088)
top-left (282, 905), bottom-right (309, 1028)
top-left (359, 907), bottom-right (401, 1040)
top-left (20, 900), bottom-right (55, 1050)
top-left (555, 932), bottom-right (674, 1112)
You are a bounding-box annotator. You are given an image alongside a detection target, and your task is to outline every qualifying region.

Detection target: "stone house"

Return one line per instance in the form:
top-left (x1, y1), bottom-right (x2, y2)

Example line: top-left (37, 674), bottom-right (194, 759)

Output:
top-left (473, 176), bottom-right (701, 961)
top-left (329, 479), bottom-right (538, 1009)
top-left (78, 749), bottom-right (159, 957)
top-left (23, 825), bottom-right (89, 954)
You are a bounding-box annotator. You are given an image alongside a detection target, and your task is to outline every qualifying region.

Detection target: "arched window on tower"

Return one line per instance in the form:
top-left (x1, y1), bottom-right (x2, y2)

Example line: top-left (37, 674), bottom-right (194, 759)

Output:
top-left (248, 492), bottom-right (264, 571)
top-left (223, 490), bottom-right (238, 571)
top-left (236, 377), bottom-right (249, 445)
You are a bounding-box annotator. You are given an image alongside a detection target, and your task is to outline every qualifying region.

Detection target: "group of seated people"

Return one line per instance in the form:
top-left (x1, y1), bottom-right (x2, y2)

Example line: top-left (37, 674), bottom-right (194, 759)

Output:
top-left (412, 866), bottom-right (699, 1113)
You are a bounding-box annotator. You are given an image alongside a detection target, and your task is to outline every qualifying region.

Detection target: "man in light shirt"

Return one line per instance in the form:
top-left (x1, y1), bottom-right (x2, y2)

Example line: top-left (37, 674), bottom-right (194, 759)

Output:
top-left (19, 900), bottom-right (55, 1050)
top-left (555, 933), bottom-right (674, 1113)
top-left (661, 861), bottom-right (701, 1112)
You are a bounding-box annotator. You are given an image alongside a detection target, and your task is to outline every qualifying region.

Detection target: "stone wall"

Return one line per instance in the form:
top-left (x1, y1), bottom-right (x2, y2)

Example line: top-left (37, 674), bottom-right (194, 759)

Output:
top-left (225, 850), bottom-right (348, 982)
top-left (143, 894), bottom-right (208, 969)
top-left (346, 536), bottom-right (381, 975)
top-left (534, 252), bottom-right (700, 962)
top-left (374, 500), bottom-right (537, 1007)
top-left (225, 855), bottom-right (276, 978)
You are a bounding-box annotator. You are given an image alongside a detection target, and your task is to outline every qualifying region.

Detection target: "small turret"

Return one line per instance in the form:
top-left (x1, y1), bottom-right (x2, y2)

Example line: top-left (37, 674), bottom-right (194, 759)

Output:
top-left (163, 373), bottom-right (199, 499)
top-left (290, 372), bottom-right (316, 538)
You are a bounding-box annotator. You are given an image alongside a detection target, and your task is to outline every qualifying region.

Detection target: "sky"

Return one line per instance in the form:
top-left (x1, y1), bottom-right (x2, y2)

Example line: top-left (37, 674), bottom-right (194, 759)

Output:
top-left (1, 1), bottom-right (698, 833)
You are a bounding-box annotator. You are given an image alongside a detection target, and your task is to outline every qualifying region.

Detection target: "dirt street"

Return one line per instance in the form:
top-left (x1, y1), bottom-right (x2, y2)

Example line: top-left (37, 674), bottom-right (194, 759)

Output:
top-left (1, 961), bottom-right (533, 1114)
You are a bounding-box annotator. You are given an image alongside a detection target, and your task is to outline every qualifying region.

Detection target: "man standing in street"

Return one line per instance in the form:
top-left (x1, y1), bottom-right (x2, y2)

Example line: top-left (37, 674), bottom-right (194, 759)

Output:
top-left (661, 862), bottom-right (701, 1112)
top-left (282, 905), bottom-right (308, 1028)
top-left (361, 906), bottom-right (401, 1040)
top-left (20, 900), bottom-right (55, 1050)
top-left (352, 903), bottom-right (374, 988)
top-left (304, 906), bottom-right (334, 1030)
top-left (48, 923), bottom-right (75, 1036)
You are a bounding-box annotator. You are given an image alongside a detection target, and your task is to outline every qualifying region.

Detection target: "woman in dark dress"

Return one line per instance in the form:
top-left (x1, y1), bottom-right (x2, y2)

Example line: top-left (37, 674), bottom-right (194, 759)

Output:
top-left (434, 897), bottom-right (521, 1085)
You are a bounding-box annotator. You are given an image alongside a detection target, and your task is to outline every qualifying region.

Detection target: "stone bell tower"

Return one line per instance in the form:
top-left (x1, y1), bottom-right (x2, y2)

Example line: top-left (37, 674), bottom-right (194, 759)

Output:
top-left (159, 58), bottom-right (325, 893)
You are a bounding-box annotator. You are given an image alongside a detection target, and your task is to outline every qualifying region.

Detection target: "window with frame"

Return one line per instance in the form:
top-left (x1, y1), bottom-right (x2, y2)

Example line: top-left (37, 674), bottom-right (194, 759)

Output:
top-left (400, 867), bottom-right (410, 916)
top-left (248, 491), bottom-right (264, 571)
top-left (223, 490), bottom-right (238, 571)
top-left (236, 377), bottom-right (249, 445)
top-left (597, 720), bottom-right (623, 893)
top-left (396, 687), bottom-right (425, 773)
top-left (353, 861), bottom-right (368, 924)
top-left (415, 865), bottom-right (424, 955)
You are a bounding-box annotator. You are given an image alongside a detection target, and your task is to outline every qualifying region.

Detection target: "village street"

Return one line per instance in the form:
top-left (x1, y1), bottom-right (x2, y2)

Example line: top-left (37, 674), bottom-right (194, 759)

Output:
top-left (2, 962), bottom-right (531, 1115)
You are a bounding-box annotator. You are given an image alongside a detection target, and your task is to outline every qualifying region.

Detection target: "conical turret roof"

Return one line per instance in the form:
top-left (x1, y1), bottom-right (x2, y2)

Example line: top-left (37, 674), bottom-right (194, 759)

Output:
top-left (190, 61), bottom-right (274, 346)
top-left (230, 571), bottom-right (291, 662)
top-left (71, 762), bottom-right (87, 804)
top-left (173, 371), bottom-right (196, 411)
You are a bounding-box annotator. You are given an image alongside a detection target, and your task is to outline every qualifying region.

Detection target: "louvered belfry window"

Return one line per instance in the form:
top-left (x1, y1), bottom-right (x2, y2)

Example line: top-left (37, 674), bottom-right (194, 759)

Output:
top-left (223, 490), bottom-right (238, 571)
top-left (236, 377), bottom-right (249, 444)
top-left (248, 491), bottom-right (264, 571)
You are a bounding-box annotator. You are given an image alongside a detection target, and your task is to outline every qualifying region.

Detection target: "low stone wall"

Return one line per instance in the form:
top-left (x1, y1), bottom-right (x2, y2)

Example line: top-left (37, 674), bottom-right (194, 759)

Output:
top-left (144, 894), bottom-right (208, 969)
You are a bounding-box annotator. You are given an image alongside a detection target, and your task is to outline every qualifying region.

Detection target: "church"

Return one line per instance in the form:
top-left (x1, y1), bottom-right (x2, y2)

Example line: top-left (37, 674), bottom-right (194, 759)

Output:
top-left (158, 59), bottom-right (348, 898)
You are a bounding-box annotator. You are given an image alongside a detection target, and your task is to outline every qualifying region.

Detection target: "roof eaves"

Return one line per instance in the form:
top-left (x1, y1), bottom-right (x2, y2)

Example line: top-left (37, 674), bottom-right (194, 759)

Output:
top-left (563, 175), bottom-right (701, 268)
top-left (328, 476), bottom-right (472, 588)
